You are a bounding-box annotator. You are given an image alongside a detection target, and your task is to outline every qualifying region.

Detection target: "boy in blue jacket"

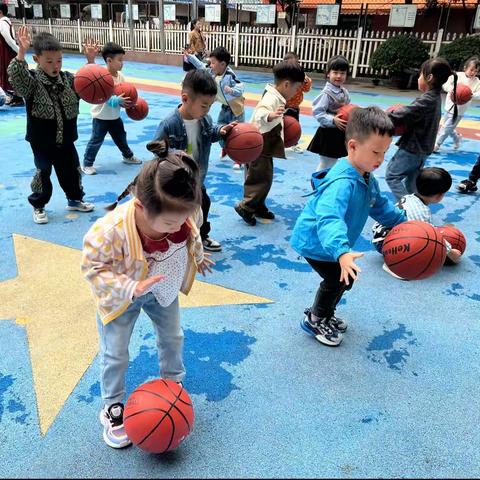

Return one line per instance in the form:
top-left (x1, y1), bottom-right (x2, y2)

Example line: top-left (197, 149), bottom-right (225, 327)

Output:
top-left (290, 106), bottom-right (406, 347)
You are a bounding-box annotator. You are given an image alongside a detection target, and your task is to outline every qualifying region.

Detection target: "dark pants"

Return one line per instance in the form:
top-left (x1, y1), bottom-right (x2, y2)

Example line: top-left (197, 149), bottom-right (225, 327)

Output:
top-left (305, 258), bottom-right (354, 319)
top-left (83, 118), bottom-right (133, 167)
top-left (29, 143), bottom-right (85, 209)
top-left (200, 186), bottom-right (211, 240)
top-left (469, 154), bottom-right (480, 183)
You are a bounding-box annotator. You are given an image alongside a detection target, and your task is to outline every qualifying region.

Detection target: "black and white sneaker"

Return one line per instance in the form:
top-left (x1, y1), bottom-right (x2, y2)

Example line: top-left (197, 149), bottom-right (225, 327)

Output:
top-left (99, 403), bottom-right (131, 449)
top-left (328, 315), bottom-right (348, 333)
top-left (457, 179), bottom-right (478, 193)
top-left (300, 308), bottom-right (343, 347)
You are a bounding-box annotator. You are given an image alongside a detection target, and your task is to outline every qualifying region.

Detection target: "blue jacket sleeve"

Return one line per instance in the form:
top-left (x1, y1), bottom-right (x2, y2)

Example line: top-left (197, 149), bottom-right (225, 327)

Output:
top-left (229, 75), bottom-right (244, 97)
top-left (314, 179), bottom-right (353, 260)
top-left (106, 95), bottom-right (122, 108)
top-left (186, 54), bottom-right (207, 70)
top-left (153, 119), bottom-right (169, 142)
top-left (210, 123), bottom-right (224, 143)
top-left (388, 92), bottom-right (433, 128)
top-left (370, 185), bottom-right (406, 227)
top-left (312, 92), bottom-right (335, 127)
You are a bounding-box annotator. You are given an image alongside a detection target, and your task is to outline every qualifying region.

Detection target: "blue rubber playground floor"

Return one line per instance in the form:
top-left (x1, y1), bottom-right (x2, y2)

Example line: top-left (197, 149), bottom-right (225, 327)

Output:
top-left (1, 55), bottom-right (480, 478)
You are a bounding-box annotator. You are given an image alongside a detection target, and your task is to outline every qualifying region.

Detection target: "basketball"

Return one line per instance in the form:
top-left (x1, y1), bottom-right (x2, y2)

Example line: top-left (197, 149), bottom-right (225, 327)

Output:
top-left (224, 122), bottom-right (264, 164)
top-left (436, 225), bottom-right (466, 254)
top-left (451, 84), bottom-right (473, 105)
top-left (283, 115), bottom-right (302, 148)
top-left (337, 103), bottom-right (359, 122)
top-left (124, 379), bottom-right (194, 454)
top-left (385, 104), bottom-right (406, 136)
top-left (126, 97), bottom-right (149, 121)
top-left (73, 64), bottom-right (115, 104)
top-left (113, 82), bottom-right (139, 105)
top-left (382, 220), bottom-right (447, 280)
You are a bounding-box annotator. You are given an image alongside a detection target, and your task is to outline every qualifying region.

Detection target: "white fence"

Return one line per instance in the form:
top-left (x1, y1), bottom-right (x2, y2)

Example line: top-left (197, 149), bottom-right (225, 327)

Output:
top-left (15, 19), bottom-right (468, 78)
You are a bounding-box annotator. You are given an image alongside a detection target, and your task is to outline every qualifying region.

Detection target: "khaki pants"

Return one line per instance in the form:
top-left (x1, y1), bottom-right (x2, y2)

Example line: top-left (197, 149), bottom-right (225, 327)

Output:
top-left (239, 125), bottom-right (284, 213)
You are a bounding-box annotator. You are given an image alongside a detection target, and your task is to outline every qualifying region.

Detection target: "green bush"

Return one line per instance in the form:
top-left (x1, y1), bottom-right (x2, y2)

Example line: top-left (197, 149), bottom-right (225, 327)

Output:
top-left (369, 35), bottom-right (430, 76)
top-left (439, 35), bottom-right (480, 70)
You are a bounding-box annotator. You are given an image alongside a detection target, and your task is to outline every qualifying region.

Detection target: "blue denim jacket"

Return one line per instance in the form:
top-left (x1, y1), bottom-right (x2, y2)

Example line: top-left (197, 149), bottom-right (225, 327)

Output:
top-left (153, 106), bottom-right (223, 184)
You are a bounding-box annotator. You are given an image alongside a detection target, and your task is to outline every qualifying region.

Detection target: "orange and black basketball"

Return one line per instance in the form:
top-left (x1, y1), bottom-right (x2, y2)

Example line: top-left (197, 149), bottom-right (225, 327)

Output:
top-left (283, 115), bottom-right (302, 148)
top-left (385, 104), bottom-right (406, 136)
top-left (437, 225), bottom-right (466, 254)
top-left (336, 103), bottom-right (359, 123)
top-left (224, 122), bottom-right (264, 164)
top-left (113, 82), bottom-right (139, 105)
top-left (126, 97), bottom-right (149, 121)
top-left (73, 64), bottom-right (114, 104)
top-left (124, 379), bottom-right (194, 454)
top-left (382, 220), bottom-right (447, 280)
top-left (451, 84), bottom-right (473, 105)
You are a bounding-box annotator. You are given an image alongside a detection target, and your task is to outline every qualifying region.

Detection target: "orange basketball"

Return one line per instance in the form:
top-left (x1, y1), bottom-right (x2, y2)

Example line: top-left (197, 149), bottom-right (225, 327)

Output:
top-left (114, 82), bottom-right (138, 104)
top-left (436, 225), bottom-right (466, 254)
top-left (451, 84), bottom-right (473, 105)
top-left (337, 104), bottom-right (359, 122)
top-left (224, 122), bottom-right (264, 164)
top-left (126, 97), bottom-right (149, 121)
top-left (382, 220), bottom-right (447, 280)
top-left (385, 104), bottom-right (406, 136)
top-left (124, 379), bottom-right (194, 454)
top-left (283, 115), bottom-right (302, 148)
top-left (74, 64), bottom-right (114, 104)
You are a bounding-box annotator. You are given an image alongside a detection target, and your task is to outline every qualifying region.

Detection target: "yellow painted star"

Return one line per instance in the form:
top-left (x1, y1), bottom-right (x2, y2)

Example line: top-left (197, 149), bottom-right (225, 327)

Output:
top-left (0, 235), bottom-right (272, 435)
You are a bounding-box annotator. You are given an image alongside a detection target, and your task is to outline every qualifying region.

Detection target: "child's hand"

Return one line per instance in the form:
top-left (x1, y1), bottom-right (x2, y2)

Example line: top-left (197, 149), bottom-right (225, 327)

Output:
top-left (267, 106), bottom-right (285, 122)
top-left (134, 274), bottom-right (165, 297)
top-left (197, 254), bottom-right (215, 276)
top-left (83, 38), bottom-right (100, 63)
top-left (338, 251), bottom-right (364, 285)
top-left (447, 248), bottom-right (462, 264)
top-left (220, 121), bottom-right (238, 136)
top-left (224, 86), bottom-right (233, 94)
top-left (333, 115), bottom-right (348, 131)
top-left (118, 93), bottom-right (133, 108)
top-left (16, 26), bottom-right (31, 55)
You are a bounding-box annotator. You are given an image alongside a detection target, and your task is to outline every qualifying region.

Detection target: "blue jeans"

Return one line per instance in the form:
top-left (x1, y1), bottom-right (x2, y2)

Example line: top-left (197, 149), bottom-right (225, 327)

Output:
top-left (385, 148), bottom-right (427, 200)
top-left (218, 105), bottom-right (244, 148)
top-left (96, 293), bottom-right (184, 406)
top-left (83, 117), bottom-right (133, 167)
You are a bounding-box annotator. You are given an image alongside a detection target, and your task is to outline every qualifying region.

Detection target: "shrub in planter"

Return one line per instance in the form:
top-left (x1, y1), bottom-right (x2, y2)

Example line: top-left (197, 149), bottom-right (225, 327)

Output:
top-left (439, 35), bottom-right (480, 71)
top-left (370, 35), bottom-right (430, 84)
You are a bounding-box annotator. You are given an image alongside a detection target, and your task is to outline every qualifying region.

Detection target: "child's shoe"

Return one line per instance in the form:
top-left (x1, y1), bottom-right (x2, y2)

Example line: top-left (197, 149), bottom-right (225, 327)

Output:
top-left (382, 263), bottom-right (407, 280)
top-left (328, 314), bottom-right (348, 333)
top-left (66, 200), bottom-right (95, 212)
top-left (255, 208), bottom-right (275, 220)
top-left (122, 155), bottom-right (142, 165)
top-left (82, 166), bottom-right (97, 175)
top-left (300, 308), bottom-right (343, 346)
top-left (99, 403), bottom-right (131, 449)
top-left (453, 134), bottom-right (463, 150)
top-left (457, 179), bottom-right (477, 193)
top-left (234, 204), bottom-right (256, 226)
top-left (291, 145), bottom-right (303, 154)
top-left (33, 208), bottom-right (48, 224)
top-left (202, 237), bottom-right (222, 252)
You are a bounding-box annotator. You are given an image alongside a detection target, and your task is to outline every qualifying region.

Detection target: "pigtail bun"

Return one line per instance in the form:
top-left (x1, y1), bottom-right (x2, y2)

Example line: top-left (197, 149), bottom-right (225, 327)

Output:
top-left (146, 138), bottom-right (169, 158)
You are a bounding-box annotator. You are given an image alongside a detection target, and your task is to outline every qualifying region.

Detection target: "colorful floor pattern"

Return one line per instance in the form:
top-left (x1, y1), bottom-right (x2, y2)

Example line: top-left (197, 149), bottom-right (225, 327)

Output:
top-left (1, 54), bottom-right (480, 478)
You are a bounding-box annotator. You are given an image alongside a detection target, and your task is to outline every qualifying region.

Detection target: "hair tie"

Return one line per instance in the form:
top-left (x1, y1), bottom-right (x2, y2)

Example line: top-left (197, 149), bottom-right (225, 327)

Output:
top-left (146, 139), bottom-right (169, 158)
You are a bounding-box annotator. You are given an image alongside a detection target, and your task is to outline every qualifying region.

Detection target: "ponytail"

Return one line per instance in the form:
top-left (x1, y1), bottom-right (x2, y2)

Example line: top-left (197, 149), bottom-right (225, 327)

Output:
top-left (105, 181), bottom-right (135, 211)
top-left (450, 71), bottom-right (459, 122)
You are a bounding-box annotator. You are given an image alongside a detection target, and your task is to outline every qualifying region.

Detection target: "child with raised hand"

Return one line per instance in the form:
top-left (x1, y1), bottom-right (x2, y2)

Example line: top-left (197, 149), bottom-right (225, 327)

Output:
top-left (386, 58), bottom-right (458, 200)
top-left (235, 61), bottom-right (305, 226)
top-left (7, 26), bottom-right (95, 224)
top-left (308, 55), bottom-right (350, 171)
top-left (291, 107), bottom-right (406, 347)
top-left (82, 140), bottom-right (214, 449)
top-left (82, 41), bottom-right (141, 175)
top-left (435, 56), bottom-right (480, 153)
top-left (151, 69), bottom-right (236, 253)
top-left (283, 51), bottom-right (312, 154)
top-left (372, 167), bottom-right (462, 278)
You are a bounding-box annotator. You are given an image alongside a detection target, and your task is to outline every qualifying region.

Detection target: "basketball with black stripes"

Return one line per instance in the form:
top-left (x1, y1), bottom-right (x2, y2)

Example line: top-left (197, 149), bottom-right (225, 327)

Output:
top-left (224, 122), bottom-right (263, 164)
top-left (124, 379), bottom-right (194, 453)
top-left (382, 220), bottom-right (447, 280)
top-left (283, 115), bottom-right (301, 148)
top-left (113, 82), bottom-right (139, 105)
top-left (73, 64), bottom-right (114, 104)
top-left (126, 97), bottom-right (149, 121)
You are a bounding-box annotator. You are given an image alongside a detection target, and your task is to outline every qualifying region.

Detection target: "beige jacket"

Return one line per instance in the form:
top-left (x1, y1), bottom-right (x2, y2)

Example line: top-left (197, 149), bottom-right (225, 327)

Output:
top-left (250, 84), bottom-right (286, 134)
top-left (81, 199), bottom-right (204, 325)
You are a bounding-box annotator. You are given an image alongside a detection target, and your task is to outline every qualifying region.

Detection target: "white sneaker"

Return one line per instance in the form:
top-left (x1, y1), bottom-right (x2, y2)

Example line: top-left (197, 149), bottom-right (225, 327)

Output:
top-left (33, 208), bottom-right (48, 224)
top-left (82, 166), bottom-right (97, 175)
top-left (453, 134), bottom-right (462, 150)
top-left (382, 263), bottom-right (407, 280)
top-left (99, 403), bottom-right (131, 449)
top-left (122, 155), bottom-right (142, 165)
top-left (65, 200), bottom-right (95, 212)
top-left (233, 163), bottom-right (241, 170)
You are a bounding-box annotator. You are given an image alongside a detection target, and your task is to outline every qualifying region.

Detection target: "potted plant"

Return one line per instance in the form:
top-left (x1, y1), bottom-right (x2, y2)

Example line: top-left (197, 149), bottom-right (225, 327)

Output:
top-left (370, 35), bottom-right (429, 89)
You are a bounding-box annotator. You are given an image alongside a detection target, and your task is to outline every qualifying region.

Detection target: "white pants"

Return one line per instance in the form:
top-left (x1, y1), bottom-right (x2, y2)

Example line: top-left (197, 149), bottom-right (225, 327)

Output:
top-left (316, 155), bottom-right (337, 172)
top-left (436, 113), bottom-right (463, 146)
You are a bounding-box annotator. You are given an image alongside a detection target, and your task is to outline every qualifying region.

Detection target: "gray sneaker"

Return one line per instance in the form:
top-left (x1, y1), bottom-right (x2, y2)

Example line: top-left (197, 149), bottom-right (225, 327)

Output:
top-left (122, 155), bottom-right (142, 165)
top-left (328, 315), bottom-right (348, 333)
top-left (300, 309), bottom-right (343, 347)
top-left (66, 200), bottom-right (95, 212)
top-left (82, 166), bottom-right (97, 175)
top-left (33, 208), bottom-right (48, 224)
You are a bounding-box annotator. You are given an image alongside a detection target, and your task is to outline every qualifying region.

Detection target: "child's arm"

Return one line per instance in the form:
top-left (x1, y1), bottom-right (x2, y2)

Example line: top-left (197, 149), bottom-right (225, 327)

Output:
top-left (83, 38), bottom-right (100, 64)
top-left (302, 75), bottom-right (313, 93)
top-left (7, 25), bottom-right (35, 99)
top-left (387, 94), bottom-right (433, 129)
top-left (225, 74), bottom-right (244, 97)
top-left (312, 93), bottom-right (335, 127)
top-left (185, 53), bottom-right (207, 70)
top-left (369, 186), bottom-right (407, 227)
top-left (152, 119), bottom-right (169, 143)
